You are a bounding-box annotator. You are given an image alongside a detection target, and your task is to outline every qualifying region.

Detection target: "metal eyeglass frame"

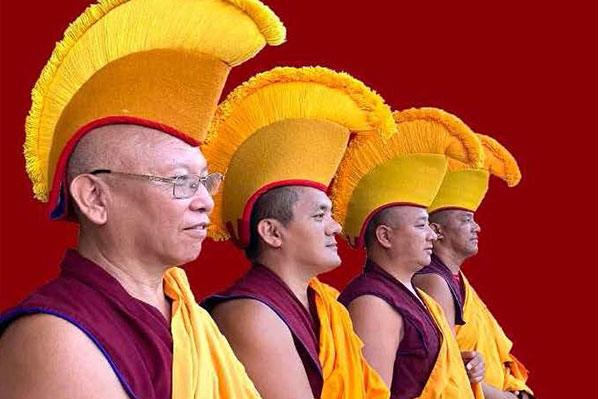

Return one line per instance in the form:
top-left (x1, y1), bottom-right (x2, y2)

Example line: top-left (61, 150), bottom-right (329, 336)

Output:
top-left (89, 169), bottom-right (223, 198)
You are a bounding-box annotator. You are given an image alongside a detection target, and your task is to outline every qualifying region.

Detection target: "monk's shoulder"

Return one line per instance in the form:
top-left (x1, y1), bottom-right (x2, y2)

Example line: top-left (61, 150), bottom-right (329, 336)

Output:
top-left (413, 273), bottom-right (454, 307)
top-left (414, 271), bottom-right (449, 289)
top-left (211, 298), bottom-right (293, 344)
top-left (347, 294), bottom-right (403, 332)
top-left (0, 313), bottom-right (127, 398)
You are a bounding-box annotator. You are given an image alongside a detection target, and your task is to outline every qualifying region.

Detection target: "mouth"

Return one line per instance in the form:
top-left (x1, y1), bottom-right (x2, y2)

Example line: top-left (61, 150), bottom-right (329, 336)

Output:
top-left (424, 247), bottom-right (433, 253)
top-left (183, 221), bottom-right (210, 238)
top-left (326, 242), bottom-right (338, 249)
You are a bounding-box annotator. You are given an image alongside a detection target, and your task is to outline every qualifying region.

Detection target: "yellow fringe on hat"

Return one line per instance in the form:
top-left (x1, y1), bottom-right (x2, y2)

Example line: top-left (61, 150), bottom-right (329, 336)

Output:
top-left (331, 107), bottom-right (484, 227)
top-left (205, 66), bottom-right (396, 240)
top-left (24, 0), bottom-right (285, 202)
top-left (448, 134), bottom-right (521, 186)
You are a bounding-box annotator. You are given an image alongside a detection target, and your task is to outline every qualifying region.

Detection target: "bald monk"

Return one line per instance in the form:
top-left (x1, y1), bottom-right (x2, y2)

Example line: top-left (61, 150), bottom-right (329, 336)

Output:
top-left (0, 126), bottom-right (258, 398)
top-left (413, 210), bottom-right (533, 399)
top-left (204, 186), bottom-right (388, 399)
top-left (0, 0), bottom-right (287, 396)
top-left (339, 206), bottom-right (485, 398)
top-left (200, 66), bottom-right (393, 399)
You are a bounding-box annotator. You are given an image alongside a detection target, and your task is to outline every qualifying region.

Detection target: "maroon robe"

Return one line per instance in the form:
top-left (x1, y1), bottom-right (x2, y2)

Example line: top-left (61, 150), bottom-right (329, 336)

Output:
top-left (417, 254), bottom-right (466, 325)
top-left (202, 264), bottom-right (323, 397)
top-left (0, 250), bottom-right (172, 399)
top-left (338, 260), bottom-right (441, 399)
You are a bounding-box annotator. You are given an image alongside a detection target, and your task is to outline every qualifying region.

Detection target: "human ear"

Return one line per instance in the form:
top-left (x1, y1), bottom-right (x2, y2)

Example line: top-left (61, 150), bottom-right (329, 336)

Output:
top-left (69, 174), bottom-right (109, 225)
top-left (430, 223), bottom-right (443, 240)
top-left (375, 225), bottom-right (393, 249)
top-left (256, 219), bottom-right (283, 249)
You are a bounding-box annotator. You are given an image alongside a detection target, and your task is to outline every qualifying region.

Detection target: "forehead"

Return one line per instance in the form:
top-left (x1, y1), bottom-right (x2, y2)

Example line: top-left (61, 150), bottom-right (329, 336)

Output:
top-left (142, 136), bottom-right (206, 172)
top-left (294, 186), bottom-right (331, 210)
top-left (449, 209), bottom-right (474, 220)
top-left (389, 205), bottom-right (428, 223)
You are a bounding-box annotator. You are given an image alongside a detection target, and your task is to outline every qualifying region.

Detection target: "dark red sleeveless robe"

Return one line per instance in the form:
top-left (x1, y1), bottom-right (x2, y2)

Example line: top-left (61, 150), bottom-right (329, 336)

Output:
top-left (201, 264), bottom-right (323, 398)
top-left (338, 260), bottom-right (441, 399)
top-left (0, 250), bottom-right (172, 399)
top-left (417, 254), bottom-right (466, 325)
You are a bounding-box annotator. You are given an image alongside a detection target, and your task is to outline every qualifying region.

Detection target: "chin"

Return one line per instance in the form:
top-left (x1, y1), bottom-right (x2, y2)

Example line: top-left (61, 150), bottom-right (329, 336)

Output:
top-left (417, 254), bottom-right (432, 269)
top-left (467, 246), bottom-right (479, 257)
top-left (173, 245), bottom-right (203, 266)
top-left (317, 255), bottom-right (342, 274)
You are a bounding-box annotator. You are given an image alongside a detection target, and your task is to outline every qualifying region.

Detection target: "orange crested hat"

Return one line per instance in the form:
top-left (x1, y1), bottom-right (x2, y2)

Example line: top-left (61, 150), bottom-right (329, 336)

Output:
top-left (428, 133), bottom-right (521, 213)
top-left (24, 0), bottom-right (286, 219)
top-left (330, 108), bottom-right (485, 248)
top-left (203, 66), bottom-right (397, 247)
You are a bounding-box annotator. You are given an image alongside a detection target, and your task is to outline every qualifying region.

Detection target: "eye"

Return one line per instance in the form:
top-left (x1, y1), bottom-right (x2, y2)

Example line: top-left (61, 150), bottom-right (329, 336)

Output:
top-left (176, 175), bottom-right (199, 189)
top-left (314, 213), bottom-right (325, 220)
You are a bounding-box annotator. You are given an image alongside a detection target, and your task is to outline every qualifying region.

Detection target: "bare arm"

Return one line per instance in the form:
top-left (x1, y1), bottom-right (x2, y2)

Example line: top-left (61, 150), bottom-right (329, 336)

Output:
top-left (346, 295), bottom-right (402, 388)
top-left (481, 382), bottom-right (519, 399)
top-left (211, 299), bottom-right (313, 399)
top-left (0, 314), bottom-right (128, 399)
top-left (413, 273), bottom-right (457, 335)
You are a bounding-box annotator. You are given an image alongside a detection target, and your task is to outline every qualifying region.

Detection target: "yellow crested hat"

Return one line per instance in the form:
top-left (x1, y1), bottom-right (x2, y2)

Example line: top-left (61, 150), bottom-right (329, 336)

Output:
top-left (428, 133), bottom-right (521, 213)
top-left (203, 66), bottom-right (396, 247)
top-left (330, 107), bottom-right (485, 248)
top-left (25, 0), bottom-right (285, 219)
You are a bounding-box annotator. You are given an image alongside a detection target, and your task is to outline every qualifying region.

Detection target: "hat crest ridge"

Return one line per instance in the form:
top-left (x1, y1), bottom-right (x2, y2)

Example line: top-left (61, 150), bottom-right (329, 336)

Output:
top-left (25, 0), bottom-right (286, 202)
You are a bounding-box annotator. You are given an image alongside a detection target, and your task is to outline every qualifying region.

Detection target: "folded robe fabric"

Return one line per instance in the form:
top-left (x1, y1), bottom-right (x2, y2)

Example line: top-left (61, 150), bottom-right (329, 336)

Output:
top-left (309, 278), bottom-right (390, 399)
top-left (417, 289), bottom-right (483, 399)
top-left (164, 268), bottom-right (262, 399)
top-left (456, 275), bottom-right (533, 396)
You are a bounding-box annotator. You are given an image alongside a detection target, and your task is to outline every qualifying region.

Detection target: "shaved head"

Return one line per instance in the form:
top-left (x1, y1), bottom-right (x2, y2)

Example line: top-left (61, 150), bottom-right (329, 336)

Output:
top-left (428, 210), bottom-right (450, 226)
top-left (429, 209), bottom-right (481, 260)
top-left (67, 124), bottom-right (190, 184)
top-left (365, 206), bottom-right (412, 249)
top-left (66, 124), bottom-right (203, 222)
top-left (67, 123), bottom-right (213, 267)
top-left (245, 185), bottom-right (301, 260)
top-left (364, 205), bottom-right (436, 270)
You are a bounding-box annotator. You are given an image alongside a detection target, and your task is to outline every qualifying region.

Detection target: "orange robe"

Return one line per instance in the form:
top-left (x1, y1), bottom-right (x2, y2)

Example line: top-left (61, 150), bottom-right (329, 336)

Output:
top-left (310, 278), bottom-right (390, 399)
top-left (456, 275), bottom-right (533, 396)
top-left (164, 267), bottom-right (262, 399)
top-left (417, 289), bottom-right (484, 399)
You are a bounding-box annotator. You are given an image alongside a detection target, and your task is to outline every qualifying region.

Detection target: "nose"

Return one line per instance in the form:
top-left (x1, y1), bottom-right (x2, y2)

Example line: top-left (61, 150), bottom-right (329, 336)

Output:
top-left (327, 217), bottom-right (342, 236)
top-left (426, 224), bottom-right (438, 241)
top-left (473, 220), bottom-right (481, 233)
top-left (189, 182), bottom-right (215, 214)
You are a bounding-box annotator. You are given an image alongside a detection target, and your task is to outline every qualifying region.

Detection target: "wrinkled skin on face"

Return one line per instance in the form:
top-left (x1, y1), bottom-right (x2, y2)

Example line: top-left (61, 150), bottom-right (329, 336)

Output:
top-left (70, 124), bottom-right (215, 267)
top-left (382, 206), bottom-right (438, 272)
top-left (279, 187), bottom-right (342, 275)
top-left (431, 210), bottom-right (481, 259)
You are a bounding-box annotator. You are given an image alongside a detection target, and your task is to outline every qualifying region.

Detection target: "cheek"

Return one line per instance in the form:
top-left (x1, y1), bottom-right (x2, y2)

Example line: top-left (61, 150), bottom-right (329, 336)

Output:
top-left (296, 224), bottom-right (326, 252)
top-left (152, 202), bottom-right (187, 237)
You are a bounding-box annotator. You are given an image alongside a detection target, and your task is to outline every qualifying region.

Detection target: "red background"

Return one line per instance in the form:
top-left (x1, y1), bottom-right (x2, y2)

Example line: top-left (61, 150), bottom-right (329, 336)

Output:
top-left (1, 1), bottom-right (596, 398)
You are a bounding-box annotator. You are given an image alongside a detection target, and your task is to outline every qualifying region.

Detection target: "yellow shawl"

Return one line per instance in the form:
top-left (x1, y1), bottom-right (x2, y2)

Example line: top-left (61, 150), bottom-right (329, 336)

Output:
top-left (456, 275), bottom-right (533, 396)
top-left (164, 267), bottom-right (262, 399)
top-left (309, 278), bottom-right (390, 399)
top-left (417, 289), bottom-right (484, 399)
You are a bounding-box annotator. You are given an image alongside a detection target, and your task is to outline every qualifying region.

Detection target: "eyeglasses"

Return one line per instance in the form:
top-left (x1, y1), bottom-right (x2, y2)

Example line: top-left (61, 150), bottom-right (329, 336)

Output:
top-left (90, 169), bottom-right (224, 199)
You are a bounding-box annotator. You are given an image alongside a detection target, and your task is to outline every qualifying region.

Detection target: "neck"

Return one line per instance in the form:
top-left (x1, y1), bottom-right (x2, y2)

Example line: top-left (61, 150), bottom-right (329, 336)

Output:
top-left (432, 246), bottom-right (466, 274)
top-left (256, 252), bottom-right (313, 310)
top-left (369, 251), bottom-right (417, 292)
top-left (78, 231), bottom-right (171, 321)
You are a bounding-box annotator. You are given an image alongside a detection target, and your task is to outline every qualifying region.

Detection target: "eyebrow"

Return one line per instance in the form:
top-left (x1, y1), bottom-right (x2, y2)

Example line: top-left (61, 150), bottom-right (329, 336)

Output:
top-left (313, 203), bottom-right (331, 212)
top-left (168, 163), bottom-right (208, 174)
top-left (415, 216), bottom-right (428, 223)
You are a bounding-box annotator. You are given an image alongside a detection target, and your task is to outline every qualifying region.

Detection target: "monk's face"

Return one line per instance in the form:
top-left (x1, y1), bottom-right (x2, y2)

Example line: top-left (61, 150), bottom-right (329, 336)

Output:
top-left (437, 210), bottom-right (481, 258)
top-left (281, 187), bottom-right (342, 273)
top-left (387, 206), bottom-right (437, 270)
top-left (105, 131), bottom-right (215, 267)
